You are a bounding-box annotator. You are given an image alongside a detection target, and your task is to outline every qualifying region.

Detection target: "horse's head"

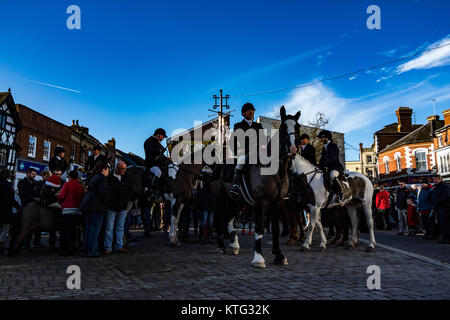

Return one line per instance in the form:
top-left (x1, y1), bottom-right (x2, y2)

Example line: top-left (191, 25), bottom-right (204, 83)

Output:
top-left (279, 105), bottom-right (301, 156)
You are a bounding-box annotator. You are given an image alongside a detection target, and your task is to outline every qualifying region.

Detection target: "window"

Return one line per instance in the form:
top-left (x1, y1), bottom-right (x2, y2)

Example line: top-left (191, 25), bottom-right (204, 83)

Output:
top-left (0, 148), bottom-right (7, 166)
top-left (415, 151), bottom-right (428, 171)
top-left (383, 156), bottom-right (389, 174)
top-left (28, 136), bottom-right (36, 158)
top-left (394, 153), bottom-right (401, 172)
top-left (366, 155), bottom-right (372, 163)
top-left (43, 140), bottom-right (51, 161)
top-left (71, 144), bottom-right (76, 161)
top-left (439, 137), bottom-right (443, 148)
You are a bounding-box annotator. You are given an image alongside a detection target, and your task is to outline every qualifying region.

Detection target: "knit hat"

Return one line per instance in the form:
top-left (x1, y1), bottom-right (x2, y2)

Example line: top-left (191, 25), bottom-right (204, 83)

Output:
top-left (46, 174), bottom-right (61, 188)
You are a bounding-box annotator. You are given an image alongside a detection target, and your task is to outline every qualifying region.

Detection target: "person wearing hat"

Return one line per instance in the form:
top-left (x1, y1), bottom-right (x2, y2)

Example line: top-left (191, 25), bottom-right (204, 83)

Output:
top-left (84, 145), bottom-right (106, 174)
top-left (430, 173), bottom-right (450, 244)
top-left (317, 130), bottom-right (350, 201)
top-left (230, 103), bottom-right (266, 198)
top-left (144, 128), bottom-right (168, 191)
top-left (299, 133), bottom-right (317, 166)
top-left (49, 146), bottom-right (68, 175)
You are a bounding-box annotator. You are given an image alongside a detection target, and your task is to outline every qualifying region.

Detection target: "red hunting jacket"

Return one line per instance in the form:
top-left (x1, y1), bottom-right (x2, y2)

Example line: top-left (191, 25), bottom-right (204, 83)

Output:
top-left (57, 179), bottom-right (85, 210)
top-left (376, 190), bottom-right (390, 210)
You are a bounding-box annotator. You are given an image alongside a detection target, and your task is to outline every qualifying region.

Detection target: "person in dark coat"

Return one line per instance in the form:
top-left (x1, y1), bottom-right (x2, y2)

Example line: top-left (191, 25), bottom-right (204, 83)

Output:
top-left (430, 174), bottom-right (450, 244)
top-left (49, 146), bottom-right (68, 175)
top-left (84, 145), bottom-right (106, 173)
top-left (80, 162), bottom-right (110, 257)
top-left (195, 169), bottom-right (214, 242)
top-left (18, 168), bottom-right (38, 207)
top-left (395, 180), bottom-right (410, 235)
top-left (104, 161), bottom-right (131, 254)
top-left (230, 102), bottom-right (267, 198)
top-left (418, 179), bottom-right (436, 239)
top-left (0, 168), bottom-right (20, 249)
top-left (299, 133), bottom-right (317, 166)
top-left (318, 130), bottom-right (349, 200)
top-left (144, 128), bottom-right (167, 191)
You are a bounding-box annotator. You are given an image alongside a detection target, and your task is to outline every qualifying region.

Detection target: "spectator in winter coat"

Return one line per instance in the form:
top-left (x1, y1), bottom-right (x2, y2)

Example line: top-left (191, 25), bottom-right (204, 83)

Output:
top-left (49, 146), bottom-right (69, 175)
top-left (375, 185), bottom-right (391, 230)
top-left (195, 171), bottom-right (214, 242)
top-left (104, 161), bottom-right (130, 254)
top-left (0, 169), bottom-right (20, 250)
top-left (58, 170), bottom-right (85, 256)
top-left (417, 180), bottom-right (434, 239)
top-left (80, 162), bottom-right (110, 257)
top-left (430, 174), bottom-right (450, 244)
top-left (395, 180), bottom-right (410, 235)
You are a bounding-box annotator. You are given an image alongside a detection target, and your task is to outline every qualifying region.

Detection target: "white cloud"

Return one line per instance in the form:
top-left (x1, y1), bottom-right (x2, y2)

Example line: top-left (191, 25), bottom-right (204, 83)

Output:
top-left (349, 76), bottom-right (356, 80)
top-left (397, 35), bottom-right (450, 74)
top-left (268, 77), bottom-right (450, 134)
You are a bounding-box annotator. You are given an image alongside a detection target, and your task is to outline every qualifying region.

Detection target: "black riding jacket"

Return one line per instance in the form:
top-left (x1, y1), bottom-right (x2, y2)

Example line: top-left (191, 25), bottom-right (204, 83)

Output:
top-left (144, 136), bottom-right (165, 168)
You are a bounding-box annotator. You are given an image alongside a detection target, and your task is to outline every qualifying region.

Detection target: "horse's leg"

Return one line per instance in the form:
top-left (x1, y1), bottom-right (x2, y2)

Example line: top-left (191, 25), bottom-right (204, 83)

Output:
top-left (272, 205), bottom-right (288, 265)
top-left (228, 217), bottom-right (240, 255)
top-left (301, 205), bottom-right (318, 251)
top-left (345, 204), bottom-right (359, 250)
top-left (169, 199), bottom-right (184, 247)
top-left (362, 201), bottom-right (376, 252)
top-left (251, 198), bottom-right (266, 268)
top-left (315, 210), bottom-right (328, 251)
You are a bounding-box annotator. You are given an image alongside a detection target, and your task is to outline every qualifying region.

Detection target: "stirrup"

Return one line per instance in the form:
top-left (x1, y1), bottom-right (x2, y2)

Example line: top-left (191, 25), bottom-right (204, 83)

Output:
top-left (230, 184), bottom-right (241, 199)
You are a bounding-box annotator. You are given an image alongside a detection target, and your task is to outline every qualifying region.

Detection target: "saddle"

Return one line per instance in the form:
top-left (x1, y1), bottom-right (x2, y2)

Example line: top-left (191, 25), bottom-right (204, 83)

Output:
top-left (291, 173), bottom-right (316, 207)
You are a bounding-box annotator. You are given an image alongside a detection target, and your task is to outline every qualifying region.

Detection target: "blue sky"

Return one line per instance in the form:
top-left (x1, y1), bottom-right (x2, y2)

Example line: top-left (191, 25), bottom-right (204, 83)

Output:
top-left (1, 0), bottom-right (449, 160)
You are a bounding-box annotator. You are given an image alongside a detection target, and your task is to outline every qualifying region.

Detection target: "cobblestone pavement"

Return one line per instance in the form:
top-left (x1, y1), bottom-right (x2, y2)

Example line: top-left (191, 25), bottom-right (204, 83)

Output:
top-left (1, 228), bottom-right (449, 300)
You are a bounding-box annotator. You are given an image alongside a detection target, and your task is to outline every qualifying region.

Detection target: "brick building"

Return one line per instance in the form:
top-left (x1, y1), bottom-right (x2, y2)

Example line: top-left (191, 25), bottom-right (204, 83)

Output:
top-left (345, 143), bottom-right (376, 181)
top-left (15, 104), bottom-right (72, 178)
top-left (433, 108), bottom-right (450, 182)
top-left (376, 107), bottom-right (444, 186)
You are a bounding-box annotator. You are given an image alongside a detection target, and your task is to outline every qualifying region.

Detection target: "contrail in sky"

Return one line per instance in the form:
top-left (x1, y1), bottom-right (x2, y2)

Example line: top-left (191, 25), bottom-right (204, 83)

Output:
top-left (23, 78), bottom-right (81, 93)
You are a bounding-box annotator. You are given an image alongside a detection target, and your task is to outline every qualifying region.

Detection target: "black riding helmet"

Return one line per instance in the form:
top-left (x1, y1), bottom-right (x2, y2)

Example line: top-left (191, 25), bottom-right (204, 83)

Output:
top-left (241, 102), bottom-right (255, 116)
top-left (154, 128), bottom-right (167, 138)
top-left (318, 130), bottom-right (332, 140)
top-left (54, 146), bottom-right (65, 155)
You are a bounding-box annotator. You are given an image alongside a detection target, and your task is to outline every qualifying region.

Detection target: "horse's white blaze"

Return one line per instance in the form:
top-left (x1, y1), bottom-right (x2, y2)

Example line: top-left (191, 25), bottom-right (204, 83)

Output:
top-left (285, 119), bottom-right (297, 151)
top-left (168, 165), bottom-right (177, 180)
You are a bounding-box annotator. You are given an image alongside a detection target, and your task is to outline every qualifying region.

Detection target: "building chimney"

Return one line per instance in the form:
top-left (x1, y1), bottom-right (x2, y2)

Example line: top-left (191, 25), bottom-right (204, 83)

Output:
top-left (427, 115), bottom-right (440, 122)
top-left (428, 115), bottom-right (439, 137)
top-left (443, 109), bottom-right (450, 127)
top-left (76, 120), bottom-right (79, 126)
top-left (72, 120), bottom-right (75, 126)
top-left (395, 107), bottom-right (413, 132)
top-left (108, 138), bottom-right (116, 148)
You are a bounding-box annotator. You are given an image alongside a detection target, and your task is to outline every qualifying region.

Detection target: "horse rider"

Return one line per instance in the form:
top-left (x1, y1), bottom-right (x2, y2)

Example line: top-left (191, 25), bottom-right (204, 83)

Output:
top-left (84, 145), bottom-right (106, 174)
top-left (299, 133), bottom-right (317, 166)
top-left (230, 102), bottom-right (266, 199)
top-left (144, 128), bottom-right (168, 195)
top-left (49, 146), bottom-right (68, 177)
top-left (317, 130), bottom-right (351, 201)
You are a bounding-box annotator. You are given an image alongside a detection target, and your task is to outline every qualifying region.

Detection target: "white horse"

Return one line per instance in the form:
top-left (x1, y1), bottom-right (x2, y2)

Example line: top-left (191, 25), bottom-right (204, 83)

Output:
top-left (291, 155), bottom-right (376, 252)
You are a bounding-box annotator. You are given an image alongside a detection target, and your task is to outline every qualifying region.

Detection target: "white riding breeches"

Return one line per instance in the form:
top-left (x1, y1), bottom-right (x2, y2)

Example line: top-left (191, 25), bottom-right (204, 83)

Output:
top-left (330, 170), bottom-right (340, 180)
top-left (236, 154), bottom-right (246, 171)
top-left (150, 166), bottom-right (162, 178)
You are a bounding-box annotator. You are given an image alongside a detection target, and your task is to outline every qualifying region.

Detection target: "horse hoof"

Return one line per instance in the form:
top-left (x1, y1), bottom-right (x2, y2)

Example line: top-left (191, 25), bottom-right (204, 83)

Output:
top-left (320, 247), bottom-right (327, 253)
top-left (287, 239), bottom-right (297, 246)
top-left (252, 262), bottom-right (266, 268)
top-left (365, 246), bottom-right (376, 253)
top-left (345, 244), bottom-right (355, 251)
top-left (216, 247), bottom-right (225, 254)
top-left (233, 249), bottom-right (239, 255)
top-left (300, 246), bottom-right (310, 252)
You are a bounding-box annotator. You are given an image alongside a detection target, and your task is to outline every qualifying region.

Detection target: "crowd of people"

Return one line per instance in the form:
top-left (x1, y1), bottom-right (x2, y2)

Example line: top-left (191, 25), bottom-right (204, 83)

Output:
top-left (373, 175), bottom-right (450, 244)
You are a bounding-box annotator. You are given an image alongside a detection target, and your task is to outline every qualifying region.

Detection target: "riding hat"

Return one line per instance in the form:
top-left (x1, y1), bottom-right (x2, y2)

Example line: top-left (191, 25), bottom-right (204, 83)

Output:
top-left (54, 146), bottom-right (65, 155)
top-left (154, 128), bottom-right (167, 138)
top-left (241, 103), bottom-right (255, 115)
top-left (318, 130), bottom-right (332, 140)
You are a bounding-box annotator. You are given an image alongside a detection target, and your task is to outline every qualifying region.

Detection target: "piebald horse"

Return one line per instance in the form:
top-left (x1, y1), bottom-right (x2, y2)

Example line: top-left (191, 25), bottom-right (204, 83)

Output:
top-left (291, 154), bottom-right (376, 252)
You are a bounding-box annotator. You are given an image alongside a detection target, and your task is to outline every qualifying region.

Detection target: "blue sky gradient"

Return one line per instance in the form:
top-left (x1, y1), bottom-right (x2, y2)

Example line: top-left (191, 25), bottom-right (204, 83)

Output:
top-left (1, 0), bottom-right (449, 160)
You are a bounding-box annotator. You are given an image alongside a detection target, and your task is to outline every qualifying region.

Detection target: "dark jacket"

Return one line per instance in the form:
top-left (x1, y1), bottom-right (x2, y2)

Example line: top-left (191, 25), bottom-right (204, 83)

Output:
top-left (49, 156), bottom-right (68, 173)
top-left (106, 173), bottom-right (131, 211)
top-left (84, 154), bottom-right (107, 173)
top-left (195, 174), bottom-right (213, 212)
top-left (0, 178), bottom-right (20, 224)
top-left (80, 173), bottom-right (108, 214)
top-left (395, 187), bottom-right (409, 210)
top-left (301, 143), bottom-right (317, 166)
top-left (430, 182), bottom-right (450, 212)
top-left (18, 177), bottom-right (37, 207)
top-left (319, 141), bottom-right (343, 173)
top-left (144, 136), bottom-right (165, 168)
top-left (417, 186), bottom-right (432, 212)
top-left (232, 119), bottom-right (266, 157)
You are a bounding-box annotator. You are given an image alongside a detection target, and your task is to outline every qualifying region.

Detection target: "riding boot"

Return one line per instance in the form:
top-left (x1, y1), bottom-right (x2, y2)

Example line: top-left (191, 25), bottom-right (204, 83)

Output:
top-left (151, 176), bottom-right (161, 199)
top-left (230, 169), bottom-right (242, 199)
top-left (334, 178), bottom-right (351, 201)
